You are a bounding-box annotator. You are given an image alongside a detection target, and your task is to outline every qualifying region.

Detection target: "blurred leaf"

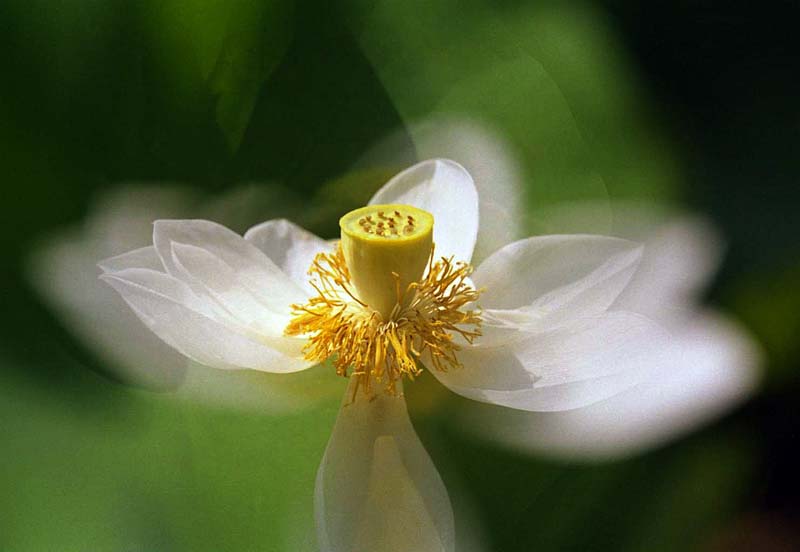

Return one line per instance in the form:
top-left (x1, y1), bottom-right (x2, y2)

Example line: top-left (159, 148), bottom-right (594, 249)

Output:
top-left (511, 2), bottom-right (682, 202)
top-left (346, 0), bottom-right (604, 227)
top-left (145, 0), bottom-right (295, 152)
top-left (436, 57), bottom-right (608, 217)
top-left (231, 5), bottom-right (413, 196)
top-left (345, 0), bottom-right (682, 228)
top-left (208, 0), bottom-right (294, 151)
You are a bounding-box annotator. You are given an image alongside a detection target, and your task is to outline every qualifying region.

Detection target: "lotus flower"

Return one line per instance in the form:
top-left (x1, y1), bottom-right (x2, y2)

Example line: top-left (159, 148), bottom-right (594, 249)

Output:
top-left (97, 159), bottom-right (751, 551)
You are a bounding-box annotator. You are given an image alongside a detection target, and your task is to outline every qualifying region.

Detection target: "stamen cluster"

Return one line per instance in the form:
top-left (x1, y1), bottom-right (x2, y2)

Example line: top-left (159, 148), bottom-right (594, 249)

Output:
top-left (284, 243), bottom-right (482, 395)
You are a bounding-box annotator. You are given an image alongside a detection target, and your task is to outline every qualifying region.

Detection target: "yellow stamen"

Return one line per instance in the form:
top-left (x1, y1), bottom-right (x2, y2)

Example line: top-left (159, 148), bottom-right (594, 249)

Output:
top-left (284, 241), bottom-right (482, 396)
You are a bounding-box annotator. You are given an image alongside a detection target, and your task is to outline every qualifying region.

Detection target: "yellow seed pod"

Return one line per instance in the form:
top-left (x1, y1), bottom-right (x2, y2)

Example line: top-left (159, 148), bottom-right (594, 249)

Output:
top-left (339, 204), bottom-right (433, 319)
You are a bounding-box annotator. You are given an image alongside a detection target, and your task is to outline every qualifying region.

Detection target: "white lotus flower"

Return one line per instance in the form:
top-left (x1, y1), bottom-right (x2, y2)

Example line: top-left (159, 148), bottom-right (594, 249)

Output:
top-left (99, 159), bottom-right (698, 551)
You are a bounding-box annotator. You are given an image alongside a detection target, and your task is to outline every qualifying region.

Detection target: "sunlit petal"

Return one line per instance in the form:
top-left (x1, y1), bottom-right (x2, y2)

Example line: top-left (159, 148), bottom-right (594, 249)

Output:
top-left (432, 311), bottom-right (666, 411)
top-left (369, 159), bottom-right (479, 264)
top-left (170, 242), bottom-right (292, 336)
top-left (100, 268), bottom-right (309, 373)
top-left (245, 218), bottom-right (334, 293)
top-left (316, 380), bottom-right (455, 552)
top-left (97, 245), bottom-right (163, 272)
top-left (473, 234), bottom-right (643, 330)
top-left (613, 217), bottom-right (723, 322)
top-left (154, 219), bottom-right (307, 311)
top-left (456, 311), bottom-right (761, 459)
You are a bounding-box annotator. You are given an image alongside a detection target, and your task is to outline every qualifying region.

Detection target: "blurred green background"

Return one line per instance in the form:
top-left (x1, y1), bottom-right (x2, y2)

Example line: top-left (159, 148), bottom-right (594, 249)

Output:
top-left (1, 1), bottom-right (798, 550)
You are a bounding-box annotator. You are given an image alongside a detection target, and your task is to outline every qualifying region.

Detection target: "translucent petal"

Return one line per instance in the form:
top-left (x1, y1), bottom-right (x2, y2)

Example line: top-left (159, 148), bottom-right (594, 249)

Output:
top-left (97, 245), bottom-right (163, 273)
top-left (153, 219), bottom-right (307, 310)
top-left (170, 242), bottom-right (291, 336)
top-left (316, 381), bottom-right (454, 552)
top-left (456, 311), bottom-right (760, 459)
top-left (244, 218), bottom-right (334, 293)
top-left (473, 234), bottom-right (643, 329)
top-left (432, 312), bottom-right (666, 411)
top-left (530, 203), bottom-right (724, 322)
top-left (369, 159), bottom-right (479, 263)
top-left (100, 268), bottom-right (309, 373)
top-left (612, 217), bottom-right (722, 321)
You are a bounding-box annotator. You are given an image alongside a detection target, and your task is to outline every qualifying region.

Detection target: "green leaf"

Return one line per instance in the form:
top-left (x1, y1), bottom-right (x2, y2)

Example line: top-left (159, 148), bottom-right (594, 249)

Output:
top-left (146, 0), bottom-right (295, 152)
top-left (346, 0), bottom-right (682, 226)
top-left (208, 0), bottom-right (294, 151)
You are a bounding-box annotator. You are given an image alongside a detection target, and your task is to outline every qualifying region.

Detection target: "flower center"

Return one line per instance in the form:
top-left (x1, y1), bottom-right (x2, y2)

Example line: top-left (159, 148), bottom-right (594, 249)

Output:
top-left (284, 204), bottom-right (482, 396)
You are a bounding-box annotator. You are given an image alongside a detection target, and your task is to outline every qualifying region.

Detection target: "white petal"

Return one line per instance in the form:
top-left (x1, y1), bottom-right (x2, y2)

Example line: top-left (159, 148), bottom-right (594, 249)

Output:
top-left (432, 312), bottom-right (667, 411)
top-left (244, 219), bottom-right (333, 293)
top-left (410, 118), bottom-right (526, 265)
top-left (100, 268), bottom-right (309, 373)
top-left (98, 245), bottom-right (163, 273)
top-left (316, 380), bottom-right (454, 552)
top-left (457, 311), bottom-right (760, 459)
top-left (170, 242), bottom-right (291, 336)
top-left (613, 217), bottom-right (723, 322)
top-left (473, 234), bottom-right (643, 329)
top-left (369, 159), bottom-right (479, 263)
top-left (154, 219), bottom-right (306, 309)
top-left (531, 203), bottom-right (724, 322)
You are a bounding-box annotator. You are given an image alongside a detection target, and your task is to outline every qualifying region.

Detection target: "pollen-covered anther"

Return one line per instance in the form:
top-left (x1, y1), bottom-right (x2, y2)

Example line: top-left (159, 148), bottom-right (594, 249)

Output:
top-left (284, 241), bottom-right (483, 397)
